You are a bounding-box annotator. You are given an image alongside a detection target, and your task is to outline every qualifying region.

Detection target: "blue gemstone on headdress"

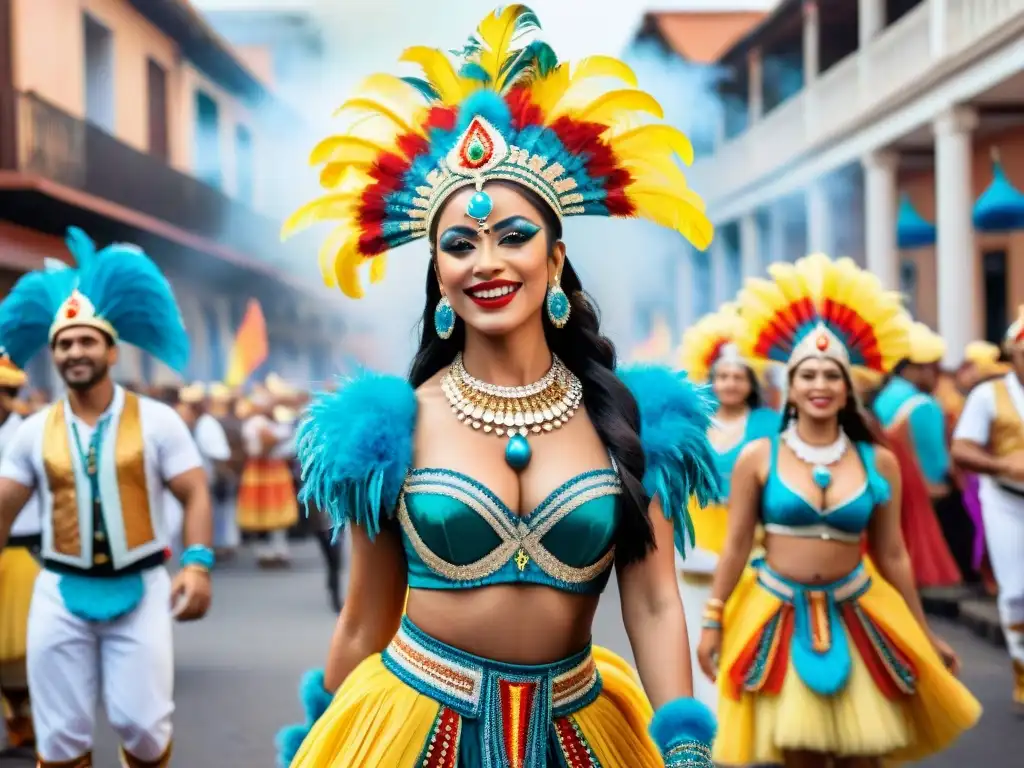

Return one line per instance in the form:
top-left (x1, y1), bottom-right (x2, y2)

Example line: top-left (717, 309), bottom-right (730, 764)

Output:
top-left (812, 464), bottom-right (832, 490)
top-left (467, 191), bottom-right (493, 221)
top-left (505, 433), bottom-right (532, 471)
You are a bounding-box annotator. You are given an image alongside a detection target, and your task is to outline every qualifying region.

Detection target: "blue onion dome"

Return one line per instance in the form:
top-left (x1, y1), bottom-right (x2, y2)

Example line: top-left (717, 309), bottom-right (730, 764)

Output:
top-left (973, 149), bottom-right (1024, 233)
top-left (896, 193), bottom-right (936, 249)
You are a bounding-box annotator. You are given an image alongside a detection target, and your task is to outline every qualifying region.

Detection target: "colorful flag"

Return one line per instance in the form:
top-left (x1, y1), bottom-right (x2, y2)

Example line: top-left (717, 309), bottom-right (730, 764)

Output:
top-left (225, 298), bottom-right (268, 387)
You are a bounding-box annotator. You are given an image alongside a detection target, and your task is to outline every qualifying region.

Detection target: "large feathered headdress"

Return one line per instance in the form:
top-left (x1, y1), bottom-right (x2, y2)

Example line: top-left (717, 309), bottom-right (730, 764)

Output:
top-left (0, 227), bottom-right (189, 372)
top-left (678, 303), bottom-right (760, 384)
top-left (734, 253), bottom-right (909, 374)
top-left (283, 4), bottom-right (713, 298)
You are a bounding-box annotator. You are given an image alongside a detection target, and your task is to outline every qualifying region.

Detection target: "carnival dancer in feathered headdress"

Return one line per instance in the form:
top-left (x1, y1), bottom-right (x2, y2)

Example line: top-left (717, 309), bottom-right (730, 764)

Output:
top-left (697, 254), bottom-right (980, 766)
top-left (952, 307), bottom-right (1024, 712)
top-left (275, 6), bottom-right (719, 767)
top-left (676, 304), bottom-right (779, 712)
top-left (0, 227), bottom-right (214, 768)
top-left (0, 350), bottom-right (41, 758)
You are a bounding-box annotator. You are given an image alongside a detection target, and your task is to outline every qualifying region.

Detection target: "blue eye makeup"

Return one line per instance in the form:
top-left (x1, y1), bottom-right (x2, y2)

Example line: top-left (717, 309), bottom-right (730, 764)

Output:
top-left (494, 216), bottom-right (541, 246)
top-left (439, 226), bottom-right (477, 253)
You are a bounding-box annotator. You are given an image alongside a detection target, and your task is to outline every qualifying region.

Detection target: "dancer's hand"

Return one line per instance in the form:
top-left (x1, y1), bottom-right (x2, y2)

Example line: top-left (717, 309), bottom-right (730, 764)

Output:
top-left (930, 633), bottom-right (959, 675)
top-left (171, 566), bottom-right (212, 621)
top-left (696, 628), bottom-right (721, 683)
top-left (999, 451), bottom-right (1024, 483)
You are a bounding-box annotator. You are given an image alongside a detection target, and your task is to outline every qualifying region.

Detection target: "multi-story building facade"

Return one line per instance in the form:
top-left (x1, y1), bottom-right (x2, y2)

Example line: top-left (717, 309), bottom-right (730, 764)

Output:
top-left (657, 0), bottom-right (1024, 364)
top-left (0, 0), bottom-right (343, 390)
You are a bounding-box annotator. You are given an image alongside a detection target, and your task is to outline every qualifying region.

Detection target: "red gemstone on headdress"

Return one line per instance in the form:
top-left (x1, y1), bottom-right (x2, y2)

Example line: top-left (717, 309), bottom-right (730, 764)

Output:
top-left (66, 296), bottom-right (80, 319)
top-left (816, 333), bottom-right (829, 351)
top-left (458, 118), bottom-right (495, 170)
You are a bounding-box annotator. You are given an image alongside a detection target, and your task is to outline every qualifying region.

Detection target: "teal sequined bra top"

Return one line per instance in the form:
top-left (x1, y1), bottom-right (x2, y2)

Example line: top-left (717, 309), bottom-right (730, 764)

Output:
top-left (398, 465), bottom-right (622, 594)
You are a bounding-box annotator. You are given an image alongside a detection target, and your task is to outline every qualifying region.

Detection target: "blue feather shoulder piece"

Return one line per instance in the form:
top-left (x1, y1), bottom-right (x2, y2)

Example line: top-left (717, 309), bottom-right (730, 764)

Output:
top-left (298, 371), bottom-right (418, 539)
top-left (617, 364), bottom-right (719, 557)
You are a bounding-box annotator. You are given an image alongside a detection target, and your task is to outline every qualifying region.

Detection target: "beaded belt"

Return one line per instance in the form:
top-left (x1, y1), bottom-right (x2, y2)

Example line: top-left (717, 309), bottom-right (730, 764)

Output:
top-left (382, 616), bottom-right (602, 767)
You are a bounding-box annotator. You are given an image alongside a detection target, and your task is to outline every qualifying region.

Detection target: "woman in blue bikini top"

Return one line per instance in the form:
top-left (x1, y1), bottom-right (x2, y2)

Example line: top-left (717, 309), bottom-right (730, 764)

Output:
top-left (694, 255), bottom-right (977, 768)
top-left (274, 8), bottom-right (723, 767)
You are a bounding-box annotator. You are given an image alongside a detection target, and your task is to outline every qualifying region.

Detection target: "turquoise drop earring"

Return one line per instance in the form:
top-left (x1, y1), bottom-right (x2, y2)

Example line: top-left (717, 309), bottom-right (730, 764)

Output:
top-left (546, 282), bottom-right (570, 328)
top-left (434, 295), bottom-right (455, 339)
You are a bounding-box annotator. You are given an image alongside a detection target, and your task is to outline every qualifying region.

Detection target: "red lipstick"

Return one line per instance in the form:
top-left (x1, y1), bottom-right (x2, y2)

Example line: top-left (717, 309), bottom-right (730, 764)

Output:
top-left (464, 279), bottom-right (522, 310)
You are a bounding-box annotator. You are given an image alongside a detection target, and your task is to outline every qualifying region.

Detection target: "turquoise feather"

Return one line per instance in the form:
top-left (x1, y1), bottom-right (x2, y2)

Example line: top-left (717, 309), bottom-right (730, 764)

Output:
top-left (297, 371), bottom-right (418, 539)
top-left (274, 667), bottom-right (334, 767)
top-left (617, 365), bottom-right (719, 558)
top-left (0, 226), bottom-right (189, 372)
top-left (400, 75), bottom-right (439, 102)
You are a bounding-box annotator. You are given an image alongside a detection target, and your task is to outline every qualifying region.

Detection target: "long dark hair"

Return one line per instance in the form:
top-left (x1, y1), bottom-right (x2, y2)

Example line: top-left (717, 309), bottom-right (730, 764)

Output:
top-left (408, 184), bottom-right (654, 564)
top-left (782, 364), bottom-right (878, 444)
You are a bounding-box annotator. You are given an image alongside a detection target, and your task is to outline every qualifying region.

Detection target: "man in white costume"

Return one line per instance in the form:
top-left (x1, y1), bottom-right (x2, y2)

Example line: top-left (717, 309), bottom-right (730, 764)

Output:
top-left (0, 228), bottom-right (213, 767)
top-left (0, 353), bottom-right (41, 757)
top-left (952, 305), bottom-right (1024, 711)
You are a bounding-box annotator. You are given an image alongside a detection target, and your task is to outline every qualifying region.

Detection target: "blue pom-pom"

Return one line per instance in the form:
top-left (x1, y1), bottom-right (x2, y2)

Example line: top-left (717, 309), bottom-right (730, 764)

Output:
top-left (297, 371), bottom-right (417, 539)
top-left (455, 91), bottom-right (512, 134)
top-left (274, 668), bottom-right (334, 768)
top-left (298, 668), bottom-right (334, 722)
top-left (617, 365), bottom-right (720, 557)
top-left (649, 696), bottom-right (718, 753)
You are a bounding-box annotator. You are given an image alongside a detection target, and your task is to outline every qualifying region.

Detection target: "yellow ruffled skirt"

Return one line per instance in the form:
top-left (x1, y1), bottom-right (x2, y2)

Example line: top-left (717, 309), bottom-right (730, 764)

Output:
top-left (0, 547), bottom-right (40, 687)
top-left (291, 617), bottom-right (661, 767)
top-left (690, 500), bottom-right (729, 555)
top-left (713, 559), bottom-right (981, 766)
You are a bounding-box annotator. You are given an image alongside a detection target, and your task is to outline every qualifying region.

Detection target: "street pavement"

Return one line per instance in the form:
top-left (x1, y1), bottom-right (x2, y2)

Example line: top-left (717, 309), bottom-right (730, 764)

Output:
top-left (6, 541), bottom-right (1023, 766)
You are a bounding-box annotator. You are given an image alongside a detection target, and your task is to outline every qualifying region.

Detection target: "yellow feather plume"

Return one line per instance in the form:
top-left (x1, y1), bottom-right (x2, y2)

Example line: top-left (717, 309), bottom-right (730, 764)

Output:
top-left (399, 46), bottom-right (474, 104)
top-left (734, 253), bottom-right (910, 373)
top-left (679, 304), bottom-right (749, 383)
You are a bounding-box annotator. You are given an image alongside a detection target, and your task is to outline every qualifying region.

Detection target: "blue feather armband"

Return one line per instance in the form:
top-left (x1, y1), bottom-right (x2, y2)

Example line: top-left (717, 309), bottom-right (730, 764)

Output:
top-left (297, 371), bottom-right (417, 540)
top-left (617, 365), bottom-right (719, 557)
top-left (274, 668), bottom-right (334, 767)
top-left (649, 697), bottom-right (717, 767)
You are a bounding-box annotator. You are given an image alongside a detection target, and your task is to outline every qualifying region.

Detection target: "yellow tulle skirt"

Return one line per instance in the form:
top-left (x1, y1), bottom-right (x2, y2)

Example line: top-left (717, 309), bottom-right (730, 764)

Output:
top-left (291, 639), bottom-right (661, 767)
top-left (713, 560), bottom-right (981, 765)
top-left (690, 500), bottom-right (729, 555)
top-left (0, 547), bottom-right (40, 682)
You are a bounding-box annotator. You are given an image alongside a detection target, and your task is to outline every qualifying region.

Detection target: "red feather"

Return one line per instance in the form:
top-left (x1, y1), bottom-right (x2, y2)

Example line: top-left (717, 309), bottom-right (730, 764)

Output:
top-left (425, 107), bottom-right (457, 132)
top-left (505, 88), bottom-right (543, 129)
top-left (357, 226), bottom-right (388, 256)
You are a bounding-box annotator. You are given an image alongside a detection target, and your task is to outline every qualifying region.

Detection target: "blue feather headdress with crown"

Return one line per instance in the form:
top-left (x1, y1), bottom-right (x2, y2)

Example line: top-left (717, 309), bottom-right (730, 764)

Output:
top-left (0, 227), bottom-right (189, 372)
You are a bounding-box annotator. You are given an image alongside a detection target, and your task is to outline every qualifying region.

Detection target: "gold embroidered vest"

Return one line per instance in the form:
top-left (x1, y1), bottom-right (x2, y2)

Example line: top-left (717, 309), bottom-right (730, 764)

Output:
top-left (43, 391), bottom-right (156, 563)
top-left (989, 378), bottom-right (1024, 458)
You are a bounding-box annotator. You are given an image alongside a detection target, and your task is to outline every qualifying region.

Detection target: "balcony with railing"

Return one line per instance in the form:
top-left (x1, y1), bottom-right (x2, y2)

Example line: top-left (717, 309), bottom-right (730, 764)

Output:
top-left (0, 88), bottom-right (308, 273)
top-left (691, 0), bottom-right (1024, 216)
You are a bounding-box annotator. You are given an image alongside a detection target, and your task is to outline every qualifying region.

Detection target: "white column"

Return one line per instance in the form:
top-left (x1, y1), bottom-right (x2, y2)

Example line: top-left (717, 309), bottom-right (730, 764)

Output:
top-left (712, 236), bottom-right (733, 306)
top-left (858, 0), bottom-right (885, 48)
top-left (676, 246), bottom-right (696, 333)
top-left (934, 106), bottom-right (980, 367)
top-left (740, 214), bottom-right (761, 278)
top-left (930, 0), bottom-right (948, 58)
top-left (748, 49), bottom-right (763, 124)
top-left (803, 1), bottom-right (820, 83)
top-left (767, 203), bottom-right (788, 264)
top-left (862, 150), bottom-right (899, 290)
top-left (806, 179), bottom-right (832, 255)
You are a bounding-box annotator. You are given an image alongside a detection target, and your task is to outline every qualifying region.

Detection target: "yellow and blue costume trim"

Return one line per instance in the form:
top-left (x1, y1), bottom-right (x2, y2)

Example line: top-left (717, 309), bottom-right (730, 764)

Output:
top-left (282, 4), bottom-right (712, 298)
top-left (714, 559), bottom-right (980, 764)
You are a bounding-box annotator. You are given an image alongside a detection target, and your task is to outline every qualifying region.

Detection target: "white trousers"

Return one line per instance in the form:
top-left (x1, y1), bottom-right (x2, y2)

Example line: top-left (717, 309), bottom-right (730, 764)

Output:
top-left (979, 480), bottom-right (1024, 664)
top-left (27, 568), bottom-right (174, 762)
top-left (677, 550), bottom-right (719, 712)
top-left (213, 496), bottom-right (240, 549)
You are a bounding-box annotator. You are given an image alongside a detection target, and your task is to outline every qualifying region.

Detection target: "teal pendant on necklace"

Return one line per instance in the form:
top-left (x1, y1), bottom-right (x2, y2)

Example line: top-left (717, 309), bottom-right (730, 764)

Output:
top-left (812, 464), bottom-right (832, 490)
top-left (505, 433), bottom-right (532, 471)
top-left (466, 190), bottom-right (493, 221)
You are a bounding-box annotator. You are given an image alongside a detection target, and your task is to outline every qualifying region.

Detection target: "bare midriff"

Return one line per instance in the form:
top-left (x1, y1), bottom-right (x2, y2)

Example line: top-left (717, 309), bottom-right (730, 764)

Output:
top-left (763, 532), bottom-right (864, 584)
top-left (406, 584), bottom-right (600, 664)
